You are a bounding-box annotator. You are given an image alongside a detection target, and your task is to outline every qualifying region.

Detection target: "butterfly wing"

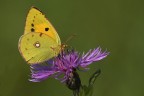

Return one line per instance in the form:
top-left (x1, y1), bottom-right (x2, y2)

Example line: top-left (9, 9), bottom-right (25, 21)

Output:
top-left (18, 32), bottom-right (60, 64)
top-left (24, 7), bottom-right (61, 45)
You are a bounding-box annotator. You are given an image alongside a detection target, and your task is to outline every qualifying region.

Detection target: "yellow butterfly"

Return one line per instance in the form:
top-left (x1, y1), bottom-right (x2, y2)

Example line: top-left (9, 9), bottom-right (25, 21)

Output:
top-left (18, 7), bottom-right (62, 64)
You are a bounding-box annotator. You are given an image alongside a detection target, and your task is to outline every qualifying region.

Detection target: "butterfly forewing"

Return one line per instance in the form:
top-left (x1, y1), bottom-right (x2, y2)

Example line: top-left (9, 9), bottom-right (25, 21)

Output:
top-left (24, 7), bottom-right (61, 45)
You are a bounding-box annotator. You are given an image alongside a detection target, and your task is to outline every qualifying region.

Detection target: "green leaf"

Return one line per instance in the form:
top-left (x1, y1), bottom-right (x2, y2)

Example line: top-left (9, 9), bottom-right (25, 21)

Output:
top-left (76, 69), bottom-right (101, 96)
top-left (89, 69), bottom-right (101, 86)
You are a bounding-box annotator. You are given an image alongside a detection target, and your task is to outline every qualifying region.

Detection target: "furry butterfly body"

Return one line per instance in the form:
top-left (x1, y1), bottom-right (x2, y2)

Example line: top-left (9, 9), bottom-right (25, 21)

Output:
top-left (18, 7), bottom-right (61, 64)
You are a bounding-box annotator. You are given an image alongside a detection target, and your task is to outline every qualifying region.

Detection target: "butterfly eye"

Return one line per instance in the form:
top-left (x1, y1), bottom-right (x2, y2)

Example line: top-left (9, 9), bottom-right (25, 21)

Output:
top-left (34, 41), bottom-right (40, 48)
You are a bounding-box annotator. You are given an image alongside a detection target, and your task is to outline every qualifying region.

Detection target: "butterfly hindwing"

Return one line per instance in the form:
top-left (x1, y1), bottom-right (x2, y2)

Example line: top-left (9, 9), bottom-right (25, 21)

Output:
top-left (18, 32), bottom-right (60, 64)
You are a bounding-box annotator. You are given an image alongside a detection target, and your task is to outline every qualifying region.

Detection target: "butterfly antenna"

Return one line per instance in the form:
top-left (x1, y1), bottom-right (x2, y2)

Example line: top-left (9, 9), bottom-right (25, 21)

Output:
top-left (64, 34), bottom-right (77, 44)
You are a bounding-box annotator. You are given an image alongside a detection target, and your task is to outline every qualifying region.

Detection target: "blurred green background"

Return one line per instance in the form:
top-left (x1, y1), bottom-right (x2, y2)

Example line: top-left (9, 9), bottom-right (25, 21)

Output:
top-left (0, 0), bottom-right (144, 96)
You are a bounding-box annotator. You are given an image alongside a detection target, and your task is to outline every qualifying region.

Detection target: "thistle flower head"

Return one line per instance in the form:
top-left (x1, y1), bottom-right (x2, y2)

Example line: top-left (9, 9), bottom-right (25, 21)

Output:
top-left (30, 47), bottom-right (109, 83)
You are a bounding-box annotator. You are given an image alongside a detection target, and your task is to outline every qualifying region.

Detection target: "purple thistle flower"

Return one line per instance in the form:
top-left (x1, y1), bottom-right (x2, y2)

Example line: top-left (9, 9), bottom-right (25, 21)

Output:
top-left (30, 47), bottom-right (109, 83)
